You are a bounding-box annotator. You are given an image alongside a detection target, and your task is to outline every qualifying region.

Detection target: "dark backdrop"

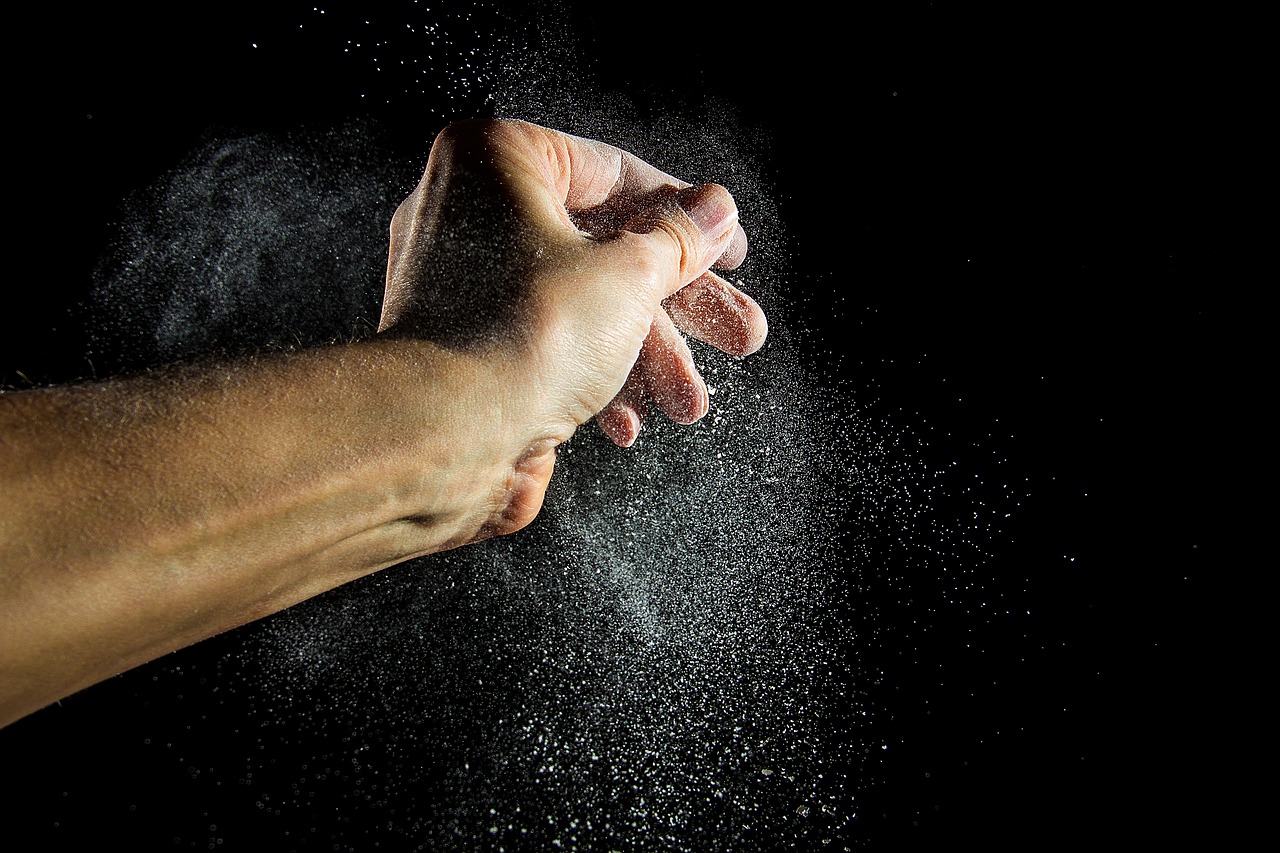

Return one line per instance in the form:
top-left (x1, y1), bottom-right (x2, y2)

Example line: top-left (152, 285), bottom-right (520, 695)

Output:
top-left (3, 2), bottom-right (1254, 849)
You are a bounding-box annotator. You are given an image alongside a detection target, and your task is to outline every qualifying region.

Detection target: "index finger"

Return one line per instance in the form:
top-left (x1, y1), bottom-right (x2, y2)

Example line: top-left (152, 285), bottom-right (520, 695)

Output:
top-left (535, 124), bottom-right (748, 266)
top-left (546, 128), bottom-right (687, 212)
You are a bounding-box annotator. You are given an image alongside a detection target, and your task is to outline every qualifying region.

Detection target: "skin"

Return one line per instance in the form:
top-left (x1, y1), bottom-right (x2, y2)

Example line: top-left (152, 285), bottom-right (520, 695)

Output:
top-left (0, 119), bottom-right (767, 728)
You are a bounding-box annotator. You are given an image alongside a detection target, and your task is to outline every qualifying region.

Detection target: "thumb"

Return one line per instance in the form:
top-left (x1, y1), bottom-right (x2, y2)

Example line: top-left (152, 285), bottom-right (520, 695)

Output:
top-left (619, 183), bottom-right (741, 299)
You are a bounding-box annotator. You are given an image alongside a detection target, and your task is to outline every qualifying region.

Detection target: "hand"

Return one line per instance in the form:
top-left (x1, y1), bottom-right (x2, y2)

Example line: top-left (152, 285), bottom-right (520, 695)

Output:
top-left (378, 119), bottom-right (767, 534)
top-left (0, 119), bottom-right (772, 724)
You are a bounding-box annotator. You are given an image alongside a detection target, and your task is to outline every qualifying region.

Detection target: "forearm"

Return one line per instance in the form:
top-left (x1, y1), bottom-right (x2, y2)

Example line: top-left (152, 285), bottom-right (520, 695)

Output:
top-left (0, 338), bottom-right (525, 726)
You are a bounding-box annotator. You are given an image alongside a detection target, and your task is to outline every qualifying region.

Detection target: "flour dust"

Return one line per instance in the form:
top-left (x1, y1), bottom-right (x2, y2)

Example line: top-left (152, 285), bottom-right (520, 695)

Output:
top-left (84, 3), bottom-right (1013, 850)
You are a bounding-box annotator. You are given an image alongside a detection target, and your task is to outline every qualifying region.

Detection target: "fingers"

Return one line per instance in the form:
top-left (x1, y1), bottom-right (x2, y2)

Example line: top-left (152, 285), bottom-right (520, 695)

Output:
top-left (716, 224), bottom-right (748, 271)
top-left (554, 131), bottom-right (680, 213)
top-left (595, 310), bottom-right (707, 447)
top-left (596, 271), bottom-right (766, 447)
top-left (595, 366), bottom-right (648, 447)
top-left (639, 311), bottom-right (708, 425)
top-left (615, 183), bottom-right (741, 298)
top-left (480, 118), bottom-right (750, 288)
top-left (585, 183), bottom-right (743, 445)
top-left (538, 125), bottom-right (751, 268)
top-left (664, 272), bottom-right (769, 357)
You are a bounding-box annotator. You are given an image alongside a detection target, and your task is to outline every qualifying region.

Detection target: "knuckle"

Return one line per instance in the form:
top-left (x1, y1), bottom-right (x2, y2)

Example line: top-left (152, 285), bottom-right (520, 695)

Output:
top-left (619, 229), bottom-right (681, 295)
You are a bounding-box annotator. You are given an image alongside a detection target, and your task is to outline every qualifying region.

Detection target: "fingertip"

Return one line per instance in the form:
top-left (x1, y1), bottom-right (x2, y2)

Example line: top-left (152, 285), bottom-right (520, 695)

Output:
top-left (619, 409), bottom-right (641, 447)
top-left (713, 224), bottom-right (748, 271)
top-left (738, 302), bottom-right (769, 356)
top-left (647, 368), bottom-right (709, 426)
top-left (691, 375), bottom-right (710, 422)
top-left (690, 386), bottom-right (710, 424)
top-left (674, 184), bottom-right (738, 239)
top-left (674, 184), bottom-right (740, 271)
top-left (596, 402), bottom-right (641, 447)
top-left (663, 273), bottom-right (769, 359)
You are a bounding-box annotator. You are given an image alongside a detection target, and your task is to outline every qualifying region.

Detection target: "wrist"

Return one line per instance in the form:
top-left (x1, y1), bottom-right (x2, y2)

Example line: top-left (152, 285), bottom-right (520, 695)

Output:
top-left (352, 337), bottom-right (519, 539)
top-left (359, 331), bottom-right (586, 549)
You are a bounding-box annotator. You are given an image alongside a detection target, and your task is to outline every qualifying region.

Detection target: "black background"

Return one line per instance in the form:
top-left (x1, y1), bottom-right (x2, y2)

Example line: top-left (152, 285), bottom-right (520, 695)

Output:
top-left (3, 2), bottom-right (1256, 849)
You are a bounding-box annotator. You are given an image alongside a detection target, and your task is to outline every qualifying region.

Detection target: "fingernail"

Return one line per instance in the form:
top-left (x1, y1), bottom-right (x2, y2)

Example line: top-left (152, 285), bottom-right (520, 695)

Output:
top-left (676, 185), bottom-right (736, 237)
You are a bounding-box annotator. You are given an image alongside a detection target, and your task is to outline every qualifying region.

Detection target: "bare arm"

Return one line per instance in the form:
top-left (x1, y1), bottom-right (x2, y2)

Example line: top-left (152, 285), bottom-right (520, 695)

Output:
top-left (0, 340), bottom-right (522, 724)
top-left (0, 119), bottom-right (766, 727)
